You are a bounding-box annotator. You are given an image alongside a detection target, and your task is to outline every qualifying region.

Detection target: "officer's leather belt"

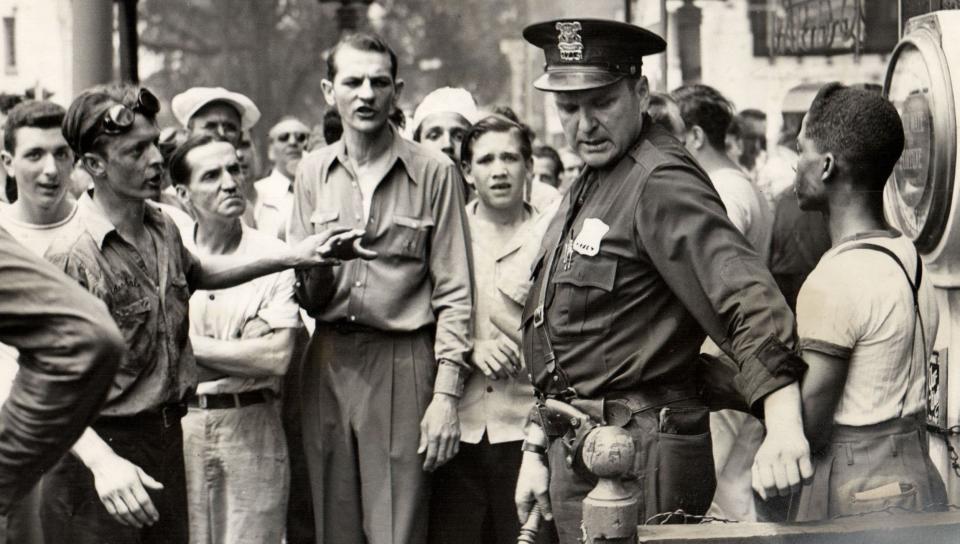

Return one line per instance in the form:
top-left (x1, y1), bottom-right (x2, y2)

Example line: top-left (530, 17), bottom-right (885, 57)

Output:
top-left (187, 388), bottom-right (274, 410)
top-left (540, 380), bottom-right (698, 437)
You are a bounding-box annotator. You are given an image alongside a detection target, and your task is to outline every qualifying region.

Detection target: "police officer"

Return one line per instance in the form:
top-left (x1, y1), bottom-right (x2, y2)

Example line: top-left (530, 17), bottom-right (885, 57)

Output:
top-left (513, 19), bottom-right (812, 542)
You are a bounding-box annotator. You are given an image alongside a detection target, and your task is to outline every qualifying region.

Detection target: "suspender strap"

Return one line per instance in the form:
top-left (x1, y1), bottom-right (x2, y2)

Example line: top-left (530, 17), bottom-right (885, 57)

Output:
top-left (838, 242), bottom-right (924, 418)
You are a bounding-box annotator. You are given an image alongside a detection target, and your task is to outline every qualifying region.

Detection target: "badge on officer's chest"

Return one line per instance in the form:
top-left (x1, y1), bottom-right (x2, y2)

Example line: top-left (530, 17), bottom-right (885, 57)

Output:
top-left (573, 218), bottom-right (609, 257)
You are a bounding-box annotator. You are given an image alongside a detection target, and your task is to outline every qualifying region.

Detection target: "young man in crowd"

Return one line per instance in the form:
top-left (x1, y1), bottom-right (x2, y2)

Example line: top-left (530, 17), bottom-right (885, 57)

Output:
top-left (168, 135), bottom-right (300, 543)
top-left (531, 145), bottom-right (563, 189)
top-left (0, 99), bottom-right (80, 544)
top-left (429, 115), bottom-right (551, 543)
top-left (0, 101), bottom-right (78, 253)
top-left (410, 86), bottom-right (480, 164)
top-left (673, 84), bottom-right (776, 522)
top-left (41, 83), bottom-right (356, 544)
top-left (254, 116), bottom-right (311, 240)
top-left (792, 83), bottom-right (946, 520)
top-left (288, 33), bottom-right (473, 544)
top-left (555, 146), bottom-right (583, 194)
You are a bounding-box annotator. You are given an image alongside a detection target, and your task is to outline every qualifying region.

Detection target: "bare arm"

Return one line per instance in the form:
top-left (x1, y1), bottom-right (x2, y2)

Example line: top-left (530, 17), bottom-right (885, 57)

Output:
top-left (191, 328), bottom-right (296, 378)
top-left (192, 228), bottom-right (360, 291)
top-left (71, 428), bottom-right (163, 528)
top-left (798, 349), bottom-right (849, 452)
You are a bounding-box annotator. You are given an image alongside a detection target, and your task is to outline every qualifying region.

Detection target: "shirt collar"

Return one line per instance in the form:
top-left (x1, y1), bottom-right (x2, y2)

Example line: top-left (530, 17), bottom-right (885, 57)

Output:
top-left (466, 199), bottom-right (536, 260)
top-left (77, 191), bottom-right (164, 250)
top-left (330, 125), bottom-right (416, 184)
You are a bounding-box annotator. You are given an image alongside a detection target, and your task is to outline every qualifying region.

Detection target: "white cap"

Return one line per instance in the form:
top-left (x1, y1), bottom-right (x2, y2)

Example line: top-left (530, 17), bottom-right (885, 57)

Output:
top-left (410, 87), bottom-right (481, 136)
top-left (171, 87), bottom-right (261, 130)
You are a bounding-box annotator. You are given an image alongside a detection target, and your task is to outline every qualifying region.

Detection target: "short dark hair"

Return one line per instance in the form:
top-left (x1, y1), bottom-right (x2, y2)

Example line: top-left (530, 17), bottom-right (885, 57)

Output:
top-left (672, 84), bottom-right (734, 150)
top-left (326, 32), bottom-right (398, 81)
top-left (648, 92), bottom-right (685, 137)
top-left (3, 100), bottom-right (66, 153)
top-left (739, 108), bottom-right (766, 123)
top-left (323, 109), bottom-right (342, 144)
top-left (168, 134), bottom-right (227, 187)
top-left (62, 83), bottom-right (159, 157)
top-left (460, 114), bottom-right (532, 166)
top-left (804, 82), bottom-right (904, 190)
top-left (532, 145), bottom-right (563, 179)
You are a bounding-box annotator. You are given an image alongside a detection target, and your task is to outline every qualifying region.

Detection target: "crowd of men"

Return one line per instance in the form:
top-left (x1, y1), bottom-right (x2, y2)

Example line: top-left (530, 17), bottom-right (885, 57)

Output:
top-left (0, 15), bottom-right (946, 544)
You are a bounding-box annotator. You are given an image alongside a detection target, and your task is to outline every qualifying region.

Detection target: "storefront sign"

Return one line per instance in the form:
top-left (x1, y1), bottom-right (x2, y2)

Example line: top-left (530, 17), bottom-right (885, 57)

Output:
top-left (749, 0), bottom-right (898, 57)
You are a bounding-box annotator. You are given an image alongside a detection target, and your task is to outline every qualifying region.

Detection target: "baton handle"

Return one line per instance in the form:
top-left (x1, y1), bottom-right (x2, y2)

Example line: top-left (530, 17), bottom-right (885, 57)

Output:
top-left (517, 504), bottom-right (542, 543)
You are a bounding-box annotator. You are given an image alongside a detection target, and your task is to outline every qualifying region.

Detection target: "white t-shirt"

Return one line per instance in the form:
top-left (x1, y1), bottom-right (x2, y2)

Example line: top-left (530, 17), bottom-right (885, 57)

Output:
top-left (797, 232), bottom-right (937, 426)
top-left (0, 201), bottom-right (80, 257)
top-left (180, 224), bottom-right (302, 395)
top-left (708, 167), bottom-right (773, 262)
top-left (0, 202), bottom-right (82, 402)
top-left (254, 170), bottom-right (295, 241)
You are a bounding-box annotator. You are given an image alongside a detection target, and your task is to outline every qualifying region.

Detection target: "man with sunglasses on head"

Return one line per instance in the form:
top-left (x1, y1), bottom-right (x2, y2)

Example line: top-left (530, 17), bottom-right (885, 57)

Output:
top-left (255, 116), bottom-right (311, 241)
top-left (40, 83), bottom-right (361, 544)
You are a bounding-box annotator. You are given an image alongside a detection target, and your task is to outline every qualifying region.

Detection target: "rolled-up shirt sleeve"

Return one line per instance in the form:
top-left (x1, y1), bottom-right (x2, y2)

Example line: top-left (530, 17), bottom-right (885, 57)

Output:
top-left (635, 164), bottom-right (804, 410)
top-left (0, 228), bottom-right (123, 513)
top-left (428, 164), bottom-right (474, 395)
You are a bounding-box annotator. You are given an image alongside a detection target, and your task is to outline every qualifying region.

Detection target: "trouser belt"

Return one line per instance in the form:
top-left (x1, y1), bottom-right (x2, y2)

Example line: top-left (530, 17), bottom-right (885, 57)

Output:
top-left (187, 388), bottom-right (274, 410)
top-left (96, 402), bottom-right (188, 430)
top-left (537, 381), bottom-right (699, 438)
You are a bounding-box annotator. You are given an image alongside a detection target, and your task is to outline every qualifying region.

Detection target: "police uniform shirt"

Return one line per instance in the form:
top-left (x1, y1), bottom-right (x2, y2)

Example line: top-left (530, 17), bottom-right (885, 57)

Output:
top-left (522, 119), bottom-right (800, 410)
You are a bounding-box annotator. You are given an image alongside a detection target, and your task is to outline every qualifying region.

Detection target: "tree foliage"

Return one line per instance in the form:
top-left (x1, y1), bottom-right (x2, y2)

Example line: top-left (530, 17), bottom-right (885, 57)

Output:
top-left (139, 0), bottom-right (524, 144)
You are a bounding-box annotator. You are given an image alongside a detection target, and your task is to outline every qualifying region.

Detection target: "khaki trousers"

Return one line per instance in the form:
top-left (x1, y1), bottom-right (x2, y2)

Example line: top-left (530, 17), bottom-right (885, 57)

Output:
top-left (302, 324), bottom-right (435, 544)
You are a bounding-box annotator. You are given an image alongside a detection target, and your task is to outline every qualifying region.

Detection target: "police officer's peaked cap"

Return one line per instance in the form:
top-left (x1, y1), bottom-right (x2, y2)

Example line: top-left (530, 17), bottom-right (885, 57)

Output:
top-left (523, 18), bottom-right (666, 92)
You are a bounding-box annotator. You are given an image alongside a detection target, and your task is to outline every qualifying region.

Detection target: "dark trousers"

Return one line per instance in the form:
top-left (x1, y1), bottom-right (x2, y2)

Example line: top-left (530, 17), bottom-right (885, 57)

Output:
top-left (429, 437), bottom-right (523, 544)
top-left (40, 416), bottom-right (189, 544)
top-left (548, 402), bottom-right (715, 544)
top-left (302, 325), bottom-right (434, 544)
top-left (283, 326), bottom-right (316, 544)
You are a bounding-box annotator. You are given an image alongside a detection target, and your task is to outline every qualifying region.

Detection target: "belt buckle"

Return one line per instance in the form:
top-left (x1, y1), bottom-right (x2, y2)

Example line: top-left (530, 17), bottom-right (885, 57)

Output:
top-left (198, 395), bottom-right (208, 409)
top-left (533, 305), bottom-right (544, 327)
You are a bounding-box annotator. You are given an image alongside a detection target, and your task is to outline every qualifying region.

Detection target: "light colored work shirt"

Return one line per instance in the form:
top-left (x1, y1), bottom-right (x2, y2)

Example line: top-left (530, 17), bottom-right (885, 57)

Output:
top-left (797, 232), bottom-right (938, 426)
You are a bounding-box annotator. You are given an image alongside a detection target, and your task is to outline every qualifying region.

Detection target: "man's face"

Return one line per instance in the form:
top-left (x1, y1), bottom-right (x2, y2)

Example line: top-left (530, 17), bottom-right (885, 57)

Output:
top-left (90, 115), bottom-right (164, 202)
top-left (322, 46), bottom-right (401, 136)
top-left (183, 141), bottom-right (246, 221)
top-left (189, 102), bottom-right (242, 146)
top-left (268, 119), bottom-right (310, 179)
top-left (532, 156), bottom-right (559, 188)
top-left (559, 148), bottom-right (584, 187)
top-left (464, 130), bottom-right (528, 211)
top-left (419, 112), bottom-right (470, 162)
top-left (554, 77), bottom-right (647, 169)
top-left (793, 117), bottom-right (828, 211)
top-left (1, 127), bottom-right (74, 212)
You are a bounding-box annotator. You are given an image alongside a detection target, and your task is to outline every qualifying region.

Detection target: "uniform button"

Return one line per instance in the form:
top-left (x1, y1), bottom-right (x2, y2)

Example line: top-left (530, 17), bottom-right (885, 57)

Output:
top-left (209, 294), bottom-right (215, 300)
top-left (528, 374), bottom-right (533, 381)
top-left (552, 375), bottom-right (559, 381)
top-left (349, 315), bottom-right (356, 321)
top-left (354, 281), bottom-right (362, 287)
top-left (486, 386), bottom-right (493, 393)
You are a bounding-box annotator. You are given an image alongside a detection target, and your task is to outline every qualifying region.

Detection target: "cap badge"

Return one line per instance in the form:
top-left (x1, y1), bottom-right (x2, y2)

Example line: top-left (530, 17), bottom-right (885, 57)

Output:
top-left (556, 21), bottom-right (583, 62)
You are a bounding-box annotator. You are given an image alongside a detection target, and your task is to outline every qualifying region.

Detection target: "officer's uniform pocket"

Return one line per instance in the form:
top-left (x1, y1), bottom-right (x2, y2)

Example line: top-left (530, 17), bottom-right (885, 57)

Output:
top-left (652, 406), bottom-right (716, 517)
top-left (551, 254), bottom-right (617, 336)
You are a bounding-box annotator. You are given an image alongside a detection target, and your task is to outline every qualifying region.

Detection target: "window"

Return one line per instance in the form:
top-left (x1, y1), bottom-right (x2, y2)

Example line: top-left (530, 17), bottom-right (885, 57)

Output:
top-left (3, 17), bottom-right (15, 70)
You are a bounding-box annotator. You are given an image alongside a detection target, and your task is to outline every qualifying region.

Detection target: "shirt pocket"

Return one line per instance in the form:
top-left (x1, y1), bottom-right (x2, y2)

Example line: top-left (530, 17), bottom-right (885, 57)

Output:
top-left (111, 297), bottom-right (151, 371)
top-left (551, 253), bottom-right (618, 337)
top-left (496, 260), bottom-right (534, 307)
top-left (310, 209), bottom-right (341, 231)
top-left (388, 215), bottom-right (433, 260)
